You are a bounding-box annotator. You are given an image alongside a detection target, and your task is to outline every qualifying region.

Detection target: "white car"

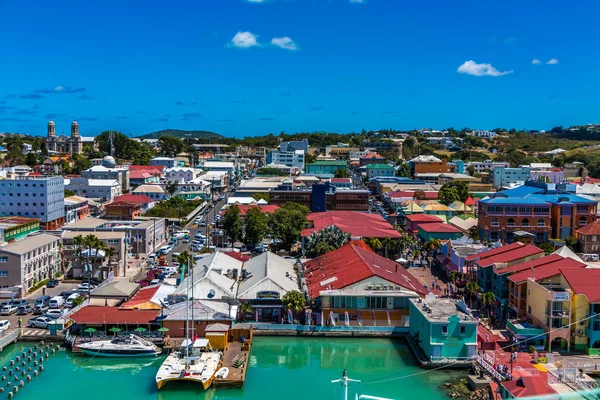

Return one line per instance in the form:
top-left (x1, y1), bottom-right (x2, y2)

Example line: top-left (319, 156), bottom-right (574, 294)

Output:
top-left (28, 316), bottom-right (51, 329)
top-left (0, 305), bottom-right (18, 316)
top-left (77, 283), bottom-right (96, 291)
top-left (45, 309), bottom-right (63, 319)
top-left (0, 320), bottom-right (10, 332)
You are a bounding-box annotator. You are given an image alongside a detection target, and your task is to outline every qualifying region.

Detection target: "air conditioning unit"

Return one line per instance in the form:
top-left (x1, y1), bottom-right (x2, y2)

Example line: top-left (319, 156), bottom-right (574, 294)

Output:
top-left (367, 284), bottom-right (373, 291)
top-left (375, 285), bottom-right (382, 290)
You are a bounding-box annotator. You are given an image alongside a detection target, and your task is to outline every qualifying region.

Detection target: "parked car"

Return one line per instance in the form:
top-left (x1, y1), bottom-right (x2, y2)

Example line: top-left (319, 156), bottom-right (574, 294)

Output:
top-left (193, 218), bottom-right (201, 225)
top-left (0, 300), bottom-right (15, 307)
top-left (59, 290), bottom-right (78, 299)
top-left (65, 293), bottom-right (81, 308)
top-left (183, 236), bottom-right (190, 243)
top-left (45, 309), bottom-right (63, 320)
top-left (77, 282), bottom-right (97, 291)
top-left (13, 299), bottom-right (29, 307)
top-left (17, 305), bottom-right (32, 315)
top-left (172, 252), bottom-right (181, 260)
top-left (49, 296), bottom-right (64, 309)
top-left (0, 305), bottom-right (18, 315)
top-left (34, 296), bottom-right (51, 308)
top-left (28, 316), bottom-right (52, 329)
top-left (0, 320), bottom-right (10, 332)
top-left (200, 221), bottom-right (206, 227)
top-left (46, 280), bottom-right (60, 288)
top-left (33, 304), bottom-right (49, 315)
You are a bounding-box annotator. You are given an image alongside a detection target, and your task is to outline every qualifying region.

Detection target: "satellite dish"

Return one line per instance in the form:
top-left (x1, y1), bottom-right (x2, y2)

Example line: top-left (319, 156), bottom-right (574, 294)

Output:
top-left (207, 289), bottom-right (216, 299)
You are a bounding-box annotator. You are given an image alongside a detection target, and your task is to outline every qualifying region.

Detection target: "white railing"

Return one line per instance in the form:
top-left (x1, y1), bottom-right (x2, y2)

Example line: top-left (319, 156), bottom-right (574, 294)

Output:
top-left (477, 355), bottom-right (503, 382)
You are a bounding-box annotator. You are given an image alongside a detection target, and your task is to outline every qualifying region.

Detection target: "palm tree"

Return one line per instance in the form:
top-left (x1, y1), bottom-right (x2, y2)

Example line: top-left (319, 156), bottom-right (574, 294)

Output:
top-left (423, 239), bottom-right (441, 255)
top-left (83, 234), bottom-right (105, 280)
top-left (176, 251), bottom-right (194, 278)
top-left (481, 292), bottom-right (496, 318)
top-left (104, 247), bottom-right (117, 268)
top-left (449, 271), bottom-right (460, 284)
top-left (465, 282), bottom-right (480, 307)
top-left (72, 235), bottom-right (84, 270)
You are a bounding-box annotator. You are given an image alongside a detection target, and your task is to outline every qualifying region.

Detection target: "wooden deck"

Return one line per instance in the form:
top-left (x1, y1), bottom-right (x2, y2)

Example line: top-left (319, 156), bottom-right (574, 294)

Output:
top-left (213, 339), bottom-right (251, 388)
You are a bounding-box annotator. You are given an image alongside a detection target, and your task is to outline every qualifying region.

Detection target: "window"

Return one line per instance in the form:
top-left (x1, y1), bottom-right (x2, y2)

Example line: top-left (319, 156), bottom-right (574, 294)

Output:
top-left (0, 257), bottom-right (7, 263)
top-left (522, 218), bottom-right (530, 227)
top-left (507, 218), bottom-right (515, 228)
top-left (579, 216), bottom-right (588, 226)
top-left (528, 306), bottom-right (532, 314)
top-left (442, 325), bottom-right (448, 334)
top-left (537, 219), bottom-right (545, 227)
top-left (0, 271), bottom-right (7, 277)
top-left (491, 218), bottom-right (499, 228)
top-left (460, 326), bottom-right (466, 334)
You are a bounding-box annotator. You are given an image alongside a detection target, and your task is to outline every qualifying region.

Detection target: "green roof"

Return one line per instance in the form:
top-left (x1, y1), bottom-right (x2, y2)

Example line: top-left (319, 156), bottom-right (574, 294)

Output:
top-left (366, 164), bottom-right (395, 169)
top-left (307, 161), bottom-right (347, 166)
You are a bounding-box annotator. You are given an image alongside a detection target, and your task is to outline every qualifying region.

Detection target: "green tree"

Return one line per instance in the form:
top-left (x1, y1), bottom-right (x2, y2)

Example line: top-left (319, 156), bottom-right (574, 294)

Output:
top-left (305, 225), bottom-right (351, 257)
top-left (176, 251), bottom-right (195, 277)
top-left (481, 292), bottom-right (496, 317)
top-left (281, 290), bottom-right (305, 313)
top-left (243, 207), bottom-right (268, 246)
top-left (334, 168), bottom-right (350, 178)
top-left (305, 152), bottom-right (318, 165)
top-left (395, 161), bottom-right (411, 177)
top-left (465, 282), bottom-right (480, 306)
top-left (466, 164), bottom-right (475, 176)
top-left (252, 192), bottom-right (270, 203)
top-left (158, 135), bottom-right (185, 157)
top-left (565, 236), bottom-right (578, 250)
top-left (438, 186), bottom-right (460, 205)
top-left (314, 241), bottom-right (334, 256)
top-left (64, 189), bottom-right (76, 197)
top-left (165, 181), bottom-right (179, 197)
top-left (364, 237), bottom-right (382, 251)
top-left (71, 154), bottom-right (92, 174)
top-left (268, 203), bottom-right (308, 250)
top-left (539, 242), bottom-right (555, 255)
top-left (222, 204), bottom-right (243, 245)
top-left (25, 152), bottom-right (38, 167)
top-left (413, 190), bottom-right (426, 200)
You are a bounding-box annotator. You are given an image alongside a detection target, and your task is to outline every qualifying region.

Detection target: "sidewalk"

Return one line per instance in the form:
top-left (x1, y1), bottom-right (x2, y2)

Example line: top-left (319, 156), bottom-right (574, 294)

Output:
top-left (407, 266), bottom-right (448, 296)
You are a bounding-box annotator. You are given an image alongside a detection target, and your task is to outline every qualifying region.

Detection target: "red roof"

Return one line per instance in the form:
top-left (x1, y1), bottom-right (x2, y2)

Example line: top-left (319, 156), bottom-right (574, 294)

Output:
top-left (130, 170), bottom-right (161, 179)
top-left (501, 376), bottom-right (557, 398)
top-left (330, 178), bottom-right (352, 183)
top-left (28, 172), bottom-right (42, 177)
top-left (301, 211), bottom-right (402, 239)
top-left (303, 243), bottom-right (427, 298)
top-left (237, 205), bottom-right (280, 216)
top-left (120, 286), bottom-right (160, 309)
top-left (418, 223), bottom-right (462, 234)
top-left (465, 196), bottom-right (476, 206)
top-left (508, 257), bottom-right (586, 284)
top-left (465, 242), bottom-right (525, 262)
top-left (559, 268), bottom-right (600, 303)
top-left (129, 165), bottom-right (165, 172)
top-left (360, 153), bottom-right (383, 159)
top-left (112, 194), bottom-right (154, 204)
top-left (477, 245), bottom-right (543, 267)
top-left (223, 251), bottom-right (251, 262)
top-left (405, 214), bottom-right (443, 223)
top-left (388, 191), bottom-right (438, 199)
top-left (497, 254), bottom-right (564, 275)
top-left (577, 222), bottom-right (600, 235)
top-left (69, 306), bottom-right (159, 325)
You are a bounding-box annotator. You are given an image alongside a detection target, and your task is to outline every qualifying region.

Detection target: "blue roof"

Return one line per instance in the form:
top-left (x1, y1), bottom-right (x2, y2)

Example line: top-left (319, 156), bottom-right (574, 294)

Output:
top-left (480, 197), bottom-right (549, 205)
top-left (529, 193), bottom-right (596, 205)
top-left (498, 185), bottom-right (544, 198)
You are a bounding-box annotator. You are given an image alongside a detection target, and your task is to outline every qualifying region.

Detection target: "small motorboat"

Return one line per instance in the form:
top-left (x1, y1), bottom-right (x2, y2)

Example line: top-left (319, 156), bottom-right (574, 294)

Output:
top-left (215, 367), bottom-right (229, 379)
top-left (78, 335), bottom-right (161, 357)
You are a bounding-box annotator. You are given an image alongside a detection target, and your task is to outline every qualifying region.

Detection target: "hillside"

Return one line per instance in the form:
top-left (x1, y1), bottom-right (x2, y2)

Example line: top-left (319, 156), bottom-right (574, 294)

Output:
top-left (138, 129), bottom-right (226, 140)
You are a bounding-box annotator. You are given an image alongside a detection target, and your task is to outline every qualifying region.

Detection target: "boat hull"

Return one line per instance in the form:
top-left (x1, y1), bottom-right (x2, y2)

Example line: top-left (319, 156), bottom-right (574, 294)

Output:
top-left (80, 349), bottom-right (160, 358)
top-left (156, 374), bottom-right (214, 390)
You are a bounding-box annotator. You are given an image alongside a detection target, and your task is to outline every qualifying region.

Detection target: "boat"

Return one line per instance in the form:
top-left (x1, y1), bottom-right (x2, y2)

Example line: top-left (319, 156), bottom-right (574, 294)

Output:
top-left (215, 367), bottom-right (229, 379)
top-left (155, 338), bottom-right (221, 390)
top-left (154, 260), bottom-right (221, 390)
top-left (77, 335), bottom-right (161, 357)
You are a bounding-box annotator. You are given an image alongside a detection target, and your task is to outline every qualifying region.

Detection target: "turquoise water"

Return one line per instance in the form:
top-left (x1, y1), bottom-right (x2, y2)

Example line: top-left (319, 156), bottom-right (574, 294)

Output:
top-left (5, 338), bottom-right (463, 400)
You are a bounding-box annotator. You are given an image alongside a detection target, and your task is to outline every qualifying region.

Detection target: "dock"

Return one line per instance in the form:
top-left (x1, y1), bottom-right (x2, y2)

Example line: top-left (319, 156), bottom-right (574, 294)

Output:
top-left (213, 326), bottom-right (252, 389)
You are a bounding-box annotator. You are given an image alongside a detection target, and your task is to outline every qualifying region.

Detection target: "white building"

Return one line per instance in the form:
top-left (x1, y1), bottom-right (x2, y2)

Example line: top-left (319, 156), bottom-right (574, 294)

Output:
top-left (175, 252), bottom-right (243, 299)
top-left (164, 167), bottom-right (201, 183)
top-left (132, 184), bottom-right (169, 201)
top-left (150, 157), bottom-right (178, 169)
top-left (236, 252), bottom-right (298, 301)
top-left (466, 160), bottom-right (511, 174)
top-left (80, 159), bottom-right (130, 193)
top-left (65, 177), bottom-right (122, 202)
top-left (202, 161), bottom-right (236, 173)
top-left (0, 175), bottom-right (65, 230)
top-left (270, 149), bottom-right (305, 170)
top-left (21, 143), bottom-right (32, 154)
top-left (471, 130), bottom-right (497, 138)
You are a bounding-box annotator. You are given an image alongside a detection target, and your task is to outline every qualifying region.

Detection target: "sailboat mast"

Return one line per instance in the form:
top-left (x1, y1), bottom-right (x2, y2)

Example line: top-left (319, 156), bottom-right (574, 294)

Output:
top-left (190, 255), bottom-right (195, 340)
top-left (184, 262), bottom-right (189, 358)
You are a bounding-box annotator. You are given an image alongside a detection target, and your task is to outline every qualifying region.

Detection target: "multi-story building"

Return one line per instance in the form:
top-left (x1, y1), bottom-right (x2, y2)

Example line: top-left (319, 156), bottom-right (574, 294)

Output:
top-left (0, 233), bottom-right (61, 294)
top-left (66, 177), bottom-right (122, 202)
top-left (150, 157), bottom-right (178, 169)
top-left (324, 144), bottom-right (359, 159)
top-left (529, 168), bottom-right (564, 184)
top-left (448, 159), bottom-right (465, 174)
top-left (492, 166), bottom-right (530, 188)
top-left (409, 155), bottom-right (451, 175)
top-left (269, 184), bottom-right (369, 212)
top-left (80, 162), bottom-right (130, 193)
top-left (305, 160), bottom-right (347, 176)
top-left (467, 160), bottom-right (510, 174)
top-left (470, 130), bottom-right (496, 138)
top-left (366, 164), bottom-right (395, 179)
top-left (576, 222), bottom-right (600, 254)
top-left (104, 201), bottom-right (142, 221)
top-left (62, 230), bottom-right (126, 279)
top-left (45, 120), bottom-right (95, 155)
top-left (132, 184), bottom-right (168, 201)
top-left (236, 145), bottom-right (266, 161)
top-left (408, 298), bottom-right (478, 362)
top-left (279, 139), bottom-right (309, 154)
top-left (0, 217), bottom-right (40, 243)
top-left (359, 153), bottom-right (386, 166)
top-left (129, 170), bottom-right (161, 187)
top-left (164, 167), bottom-right (201, 183)
top-left (0, 175), bottom-right (65, 230)
top-left (270, 150), bottom-right (305, 170)
top-left (478, 182), bottom-right (597, 244)
top-left (64, 196), bottom-right (90, 225)
top-left (362, 139), bottom-right (402, 154)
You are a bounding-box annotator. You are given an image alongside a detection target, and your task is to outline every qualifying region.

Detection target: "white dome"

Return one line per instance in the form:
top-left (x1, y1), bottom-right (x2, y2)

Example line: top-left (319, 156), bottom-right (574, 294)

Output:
top-left (102, 156), bottom-right (117, 168)
top-left (72, 120), bottom-right (79, 125)
top-left (48, 120), bottom-right (55, 126)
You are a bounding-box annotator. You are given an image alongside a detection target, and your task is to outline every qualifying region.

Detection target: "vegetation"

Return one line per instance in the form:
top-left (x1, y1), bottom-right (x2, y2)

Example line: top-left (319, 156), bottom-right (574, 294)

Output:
top-left (137, 129), bottom-right (224, 141)
top-left (538, 242), bottom-right (556, 255)
top-left (165, 180), bottom-right (179, 196)
top-left (438, 181), bottom-right (470, 205)
top-left (334, 168), bottom-right (350, 178)
top-left (256, 167), bottom-right (287, 176)
top-left (251, 192), bottom-right (270, 203)
top-left (395, 161), bottom-right (410, 177)
top-left (281, 290), bottom-right (305, 313)
top-left (243, 206), bottom-right (268, 246)
top-left (268, 203), bottom-right (309, 250)
top-left (64, 189), bottom-right (75, 197)
top-left (95, 131), bottom-right (155, 164)
top-left (413, 190), bottom-right (426, 200)
top-left (304, 225), bottom-right (351, 257)
top-left (158, 135), bottom-right (185, 157)
top-left (480, 292), bottom-right (496, 317)
top-left (145, 197), bottom-right (202, 219)
top-left (222, 204), bottom-right (243, 245)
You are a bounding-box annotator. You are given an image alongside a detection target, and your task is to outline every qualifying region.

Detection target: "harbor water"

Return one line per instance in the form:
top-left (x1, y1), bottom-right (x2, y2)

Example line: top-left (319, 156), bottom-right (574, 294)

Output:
top-left (8, 337), bottom-right (464, 400)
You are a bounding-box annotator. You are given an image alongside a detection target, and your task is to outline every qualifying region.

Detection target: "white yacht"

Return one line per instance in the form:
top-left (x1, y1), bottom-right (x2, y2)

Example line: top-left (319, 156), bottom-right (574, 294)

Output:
top-left (155, 338), bottom-right (221, 390)
top-left (77, 335), bottom-right (161, 357)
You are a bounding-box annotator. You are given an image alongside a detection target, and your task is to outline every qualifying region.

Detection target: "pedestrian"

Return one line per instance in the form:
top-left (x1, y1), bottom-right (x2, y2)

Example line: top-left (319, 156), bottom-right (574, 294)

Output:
top-left (485, 333), bottom-right (490, 342)
top-left (17, 318), bottom-right (21, 328)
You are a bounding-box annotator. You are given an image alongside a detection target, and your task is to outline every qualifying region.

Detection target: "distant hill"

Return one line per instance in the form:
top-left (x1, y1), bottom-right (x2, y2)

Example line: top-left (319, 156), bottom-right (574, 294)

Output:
top-left (138, 129), bottom-right (226, 140)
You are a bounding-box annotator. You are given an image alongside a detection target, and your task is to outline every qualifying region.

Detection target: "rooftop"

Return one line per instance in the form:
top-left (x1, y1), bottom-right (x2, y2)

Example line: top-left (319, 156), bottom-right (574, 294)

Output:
top-left (560, 268), bottom-right (600, 303)
top-left (577, 222), bottom-right (600, 235)
top-left (0, 233), bottom-right (58, 255)
top-left (366, 164), bottom-right (395, 170)
top-left (112, 194), bottom-right (154, 204)
top-left (62, 217), bottom-right (109, 229)
top-left (302, 211), bottom-right (402, 239)
top-left (63, 230), bottom-right (125, 240)
top-left (0, 216), bottom-right (40, 229)
top-left (90, 280), bottom-right (140, 298)
top-left (465, 242), bottom-right (528, 262)
top-left (409, 298), bottom-right (477, 323)
top-left (405, 214), bottom-right (443, 223)
top-left (307, 160), bottom-right (347, 166)
top-left (418, 223), bottom-right (462, 234)
top-left (304, 242), bottom-right (427, 298)
top-left (508, 256), bottom-right (586, 284)
top-left (162, 299), bottom-right (231, 321)
top-left (237, 252), bottom-right (298, 299)
top-left (477, 244), bottom-right (544, 267)
top-left (410, 155), bottom-right (442, 163)
top-left (132, 184), bottom-right (166, 194)
top-left (69, 306), bottom-right (159, 325)
top-left (501, 376), bottom-right (557, 398)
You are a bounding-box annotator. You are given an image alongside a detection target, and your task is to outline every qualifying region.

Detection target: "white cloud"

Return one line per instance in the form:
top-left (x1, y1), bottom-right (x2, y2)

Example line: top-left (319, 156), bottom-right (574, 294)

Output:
top-left (532, 59), bottom-right (541, 65)
top-left (457, 60), bottom-right (513, 77)
top-left (230, 31), bottom-right (259, 48)
top-left (247, 0), bottom-right (265, 2)
top-left (271, 37), bottom-right (297, 50)
top-left (54, 85), bottom-right (64, 92)
top-left (547, 58), bottom-right (559, 65)
top-left (350, 0), bottom-right (365, 3)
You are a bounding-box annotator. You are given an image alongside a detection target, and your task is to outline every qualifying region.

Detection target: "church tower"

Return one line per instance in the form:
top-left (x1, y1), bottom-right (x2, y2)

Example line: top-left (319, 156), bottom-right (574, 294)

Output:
top-left (47, 120), bottom-right (56, 137)
top-left (71, 120), bottom-right (80, 138)
top-left (46, 120), bottom-right (56, 152)
top-left (70, 120), bottom-right (83, 154)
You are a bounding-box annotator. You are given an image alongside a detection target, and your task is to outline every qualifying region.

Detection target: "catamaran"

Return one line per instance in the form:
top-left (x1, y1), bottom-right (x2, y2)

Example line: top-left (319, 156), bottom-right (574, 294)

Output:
top-left (155, 261), bottom-right (221, 390)
top-left (332, 370), bottom-right (394, 400)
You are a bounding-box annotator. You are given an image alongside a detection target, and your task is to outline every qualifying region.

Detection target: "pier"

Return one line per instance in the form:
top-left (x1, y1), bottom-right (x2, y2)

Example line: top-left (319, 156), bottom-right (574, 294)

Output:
top-left (213, 326), bottom-right (253, 389)
top-left (0, 331), bottom-right (18, 352)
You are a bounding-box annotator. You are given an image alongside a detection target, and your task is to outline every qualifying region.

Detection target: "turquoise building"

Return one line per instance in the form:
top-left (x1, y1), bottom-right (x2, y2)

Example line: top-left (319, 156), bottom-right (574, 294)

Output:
top-left (409, 298), bottom-right (478, 361)
top-left (306, 160), bottom-right (347, 175)
top-left (366, 164), bottom-right (395, 179)
top-left (417, 223), bottom-right (462, 242)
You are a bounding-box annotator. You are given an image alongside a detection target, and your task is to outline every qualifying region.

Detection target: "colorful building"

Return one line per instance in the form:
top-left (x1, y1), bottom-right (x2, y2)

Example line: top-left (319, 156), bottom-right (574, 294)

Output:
top-left (305, 160), bottom-right (348, 176)
top-left (409, 155), bottom-right (451, 175)
top-left (408, 297), bottom-right (478, 362)
top-left (417, 223), bottom-right (462, 242)
top-left (366, 164), bottom-right (395, 179)
top-left (576, 222), bottom-right (600, 255)
top-left (359, 152), bottom-right (386, 166)
top-left (0, 217), bottom-right (40, 243)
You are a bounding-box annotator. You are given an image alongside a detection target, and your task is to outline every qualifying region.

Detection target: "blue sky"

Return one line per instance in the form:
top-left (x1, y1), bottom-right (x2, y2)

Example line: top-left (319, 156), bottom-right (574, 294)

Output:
top-left (1, 0), bottom-right (599, 137)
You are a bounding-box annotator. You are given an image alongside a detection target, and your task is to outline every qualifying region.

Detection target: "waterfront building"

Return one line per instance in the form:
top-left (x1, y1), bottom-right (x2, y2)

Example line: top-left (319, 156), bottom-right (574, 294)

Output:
top-left (45, 120), bottom-right (95, 155)
top-left (174, 251), bottom-right (243, 299)
top-left (478, 182), bottom-right (598, 244)
top-left (408, 297), bottom-right (478, 362)
top-left (62, 230), bottom-right (126, 279)
top-left (302, 211), bottom-right (402, 239)
top-left (0, 217), bottom-right (39, 243)
top-left (366, 164), bottom-right (395, 179)
top-left (304, 242), bottom-right (427, 326)
top-left (0, 233), bottom-right (61, 295)
top-left (132, 184), bottom-right (169, 201)
top-left (64, 196), bottom-right (91, 225)
top-left (237, 252), bottom-right (299, 322)
top-left (65, 177), bottom-right (122, 202)
top-left (161, 299), bottom-right (233, 337)
top-left (305, 160), bottom-right (347, 176)
top-left (0, 175), bottom-right (65, 230)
